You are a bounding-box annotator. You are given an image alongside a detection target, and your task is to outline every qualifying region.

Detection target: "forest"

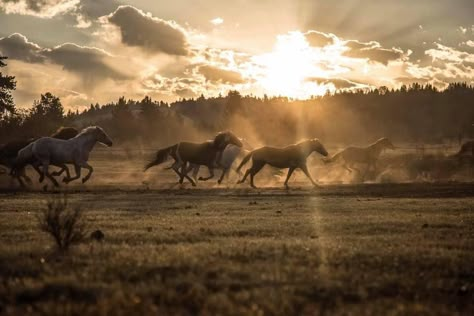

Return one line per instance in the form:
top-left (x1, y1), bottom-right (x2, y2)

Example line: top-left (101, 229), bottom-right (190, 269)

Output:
top-left (1, 56), bottom-right (473, 146)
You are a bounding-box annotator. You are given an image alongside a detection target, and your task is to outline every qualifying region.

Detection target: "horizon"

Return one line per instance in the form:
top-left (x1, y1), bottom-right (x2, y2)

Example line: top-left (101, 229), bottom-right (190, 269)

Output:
top-left (0, 0), bottom-right (473, 110)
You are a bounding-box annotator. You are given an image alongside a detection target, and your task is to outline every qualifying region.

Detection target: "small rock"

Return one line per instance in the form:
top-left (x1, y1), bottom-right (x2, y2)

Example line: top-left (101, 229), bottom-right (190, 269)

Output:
top-left (90, 230), bottom-right (105, 241)
top-left (146, 227), bottom-right (153, 232)
top-left (276, 210), bottom-right (282, 214)
top-left (422, 223), bottom-right (429, 228)
top-left (195, 212), bottom-right (200, 216)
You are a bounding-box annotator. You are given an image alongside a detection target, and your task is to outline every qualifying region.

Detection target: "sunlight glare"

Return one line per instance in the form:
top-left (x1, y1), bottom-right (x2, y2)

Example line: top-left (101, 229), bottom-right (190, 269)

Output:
top-left (254, 32), bottom-right (328, 99)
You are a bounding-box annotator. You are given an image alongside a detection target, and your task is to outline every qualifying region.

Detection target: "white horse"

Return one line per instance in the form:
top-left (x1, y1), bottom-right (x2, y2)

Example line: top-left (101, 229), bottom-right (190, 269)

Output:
top-left (15, 126), bottom-right (113, 187)
top-left (189, 144), bottom-right (249, 184)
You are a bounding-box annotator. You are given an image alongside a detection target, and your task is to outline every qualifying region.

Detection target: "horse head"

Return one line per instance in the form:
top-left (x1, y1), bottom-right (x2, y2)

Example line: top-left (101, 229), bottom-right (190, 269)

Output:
top-left (214, 131), bottom-right (243, 149)
top-left (80, 126), bottom-right (113, 147)
top-left (311, 138), bottom-right (329, 157)
top-left (377, 137), bottom-right (395, 150)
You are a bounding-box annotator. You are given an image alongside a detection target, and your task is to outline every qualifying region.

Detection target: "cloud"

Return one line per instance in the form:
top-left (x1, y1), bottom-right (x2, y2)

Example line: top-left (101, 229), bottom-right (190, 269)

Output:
top-left (198, 65), bottom-right (245, 84)
top-left (0, 33), bottom-right (128, 89)
top-left (0, 0), bottom-right (79, 18)
top-left (425, 43), bottom-right (474, 65)
top-left (306, 77), bottom-right (369, 90)
top-left (304, 30), bottom-right (337, 47)
top-left (210, 17), bottom-right (224, 26)
top-left (106, 5), bottom-right (189, 56)
top-left (44, 43), bottom-right (129, 85)
top-left (0, 33), bottom-right (45, 63)
top-left (343, 40), bottom-right (404, 65)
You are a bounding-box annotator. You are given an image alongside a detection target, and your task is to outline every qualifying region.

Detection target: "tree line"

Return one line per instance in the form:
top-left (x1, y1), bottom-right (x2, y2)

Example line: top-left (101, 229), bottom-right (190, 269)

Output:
top-left (1, 55), bottom-right (473, 145)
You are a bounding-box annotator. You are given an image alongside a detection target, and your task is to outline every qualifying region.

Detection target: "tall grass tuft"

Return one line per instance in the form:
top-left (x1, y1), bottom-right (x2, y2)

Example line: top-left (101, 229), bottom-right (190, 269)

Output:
top-left (38, 195), bottom-right (86, 252)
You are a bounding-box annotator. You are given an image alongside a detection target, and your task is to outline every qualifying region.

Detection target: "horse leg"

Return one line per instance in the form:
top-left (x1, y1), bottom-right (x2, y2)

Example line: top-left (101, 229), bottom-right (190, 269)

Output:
top-left (217, 167), bottom-right (229, 184)
top-left (32, 163), bottom-right (45, 183)
top-left (342, 164), bottom-right (352, 173)
top-left (198, 166), bottom-right (214, 181)
top-left (81, 163), bottom-right (94, 183)
top-left (237, 169), bottom-right (251, 184)
top-left (42, 161), bottom-right (59, 187)
top-left (300, 164), bottom-right (318, 187)
top-left (51, 164), bottom-right (68, 177)
top-left (64, 164), bottom-right (81, 184)
top-left (191, 165), bottom-right (200, 183)
top-left (175, 163), bottom-right (196, 186)
top-left (284, 167), bottom-right (296, 189)
top-left (249, 162), bottom-right (265, 188)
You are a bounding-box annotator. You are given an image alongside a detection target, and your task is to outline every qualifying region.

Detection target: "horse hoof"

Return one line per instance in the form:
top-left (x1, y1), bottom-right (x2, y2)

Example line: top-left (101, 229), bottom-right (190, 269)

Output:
top-left (198, 177), bottom-right (204, 181)
top-left (82, 178), bottom-right (87, 184)
top-left (63, 177), bottom-right (68, 183)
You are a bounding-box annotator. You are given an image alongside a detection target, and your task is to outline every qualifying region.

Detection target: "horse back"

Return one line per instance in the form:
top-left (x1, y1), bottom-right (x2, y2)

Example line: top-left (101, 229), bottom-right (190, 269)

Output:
top-left (253, 146), bottom-right (306, 167)
top-left (178, 141), bottom-right (218, 165)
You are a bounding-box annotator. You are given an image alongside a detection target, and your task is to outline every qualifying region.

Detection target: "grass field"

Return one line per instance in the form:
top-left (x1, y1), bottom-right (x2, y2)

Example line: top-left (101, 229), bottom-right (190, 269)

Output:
top-left (0, 183), bottom-right (473, 315)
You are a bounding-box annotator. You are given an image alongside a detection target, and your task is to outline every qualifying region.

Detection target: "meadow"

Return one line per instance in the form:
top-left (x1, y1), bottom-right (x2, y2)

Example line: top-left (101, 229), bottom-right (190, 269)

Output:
top-left (0, 182), bottom-right (473, 315)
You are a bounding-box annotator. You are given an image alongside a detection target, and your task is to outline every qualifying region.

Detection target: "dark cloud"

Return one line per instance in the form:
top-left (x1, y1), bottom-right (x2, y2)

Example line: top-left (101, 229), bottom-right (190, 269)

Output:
top-left (198, 65), bottom-right (245, 84)
top-left (0, 33), bottom-right (45, 63)
top-left (344, 40), bottom-right (404, 65)
top-left (0, 32), bottom-right (129, 87)
top-left (107, 5), bottom-right (189, 56)
top-left (304, 30), bottom-right (337, 47)
top-left (44, 43), bottom-right (129, 85)
top-left (77, 0), bottom-right (119, 19)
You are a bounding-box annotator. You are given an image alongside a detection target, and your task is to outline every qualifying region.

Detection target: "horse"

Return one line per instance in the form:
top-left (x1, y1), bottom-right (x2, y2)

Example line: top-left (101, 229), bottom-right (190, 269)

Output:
top-left (185, 144), bottom-right (248, 184)
top-left (14, 126), bottom-right (112, 187)
top-left (144, 131), bottom-right (243, 186)
top-left (1, 127), bottom-right (79, 186)
top-left (323, 137), bottom-right (395, 177)
top-left (236, 139), bottom-right (328, 188)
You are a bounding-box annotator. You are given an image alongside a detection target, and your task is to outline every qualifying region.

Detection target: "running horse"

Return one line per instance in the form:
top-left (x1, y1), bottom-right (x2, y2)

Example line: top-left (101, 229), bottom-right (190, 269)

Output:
top-left (14, 126), bottom-right (112, 187)
top-left (1, 127), bottom-right (79, 187)
top-left (236, 139), bottom-right (329, 188)
top-left (144, 131), bottom-right (243, 186)
top-left (323, 137), bottom-right (395, 176)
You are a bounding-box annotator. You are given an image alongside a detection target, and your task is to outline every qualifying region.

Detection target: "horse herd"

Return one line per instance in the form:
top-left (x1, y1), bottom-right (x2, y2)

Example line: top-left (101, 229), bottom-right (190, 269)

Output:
top-left (0, 126), bottom-right (398, 189)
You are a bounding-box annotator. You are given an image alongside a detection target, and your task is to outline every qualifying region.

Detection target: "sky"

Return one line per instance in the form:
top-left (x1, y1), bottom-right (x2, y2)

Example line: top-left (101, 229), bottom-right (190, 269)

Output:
top-left (0, 0), bottom-right (473, 110)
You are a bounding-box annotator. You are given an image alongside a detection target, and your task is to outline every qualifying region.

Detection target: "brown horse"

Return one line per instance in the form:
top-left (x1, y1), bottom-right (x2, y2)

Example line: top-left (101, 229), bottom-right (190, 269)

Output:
top-left (2, 127), bottom-right (79, 186)
top-left (324, 138), bottom-right (395, 176)
top-left (236, 139), bottom-right (328, 188)
top-left (144, 131), bottom-right (243, 186)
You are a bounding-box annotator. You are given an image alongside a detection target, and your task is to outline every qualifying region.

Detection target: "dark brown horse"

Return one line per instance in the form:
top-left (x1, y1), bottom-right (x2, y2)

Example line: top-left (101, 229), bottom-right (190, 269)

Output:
top-left (1, 127), bottom-right (79, 186)
top-left (144, 131), bottom-right (243, 186)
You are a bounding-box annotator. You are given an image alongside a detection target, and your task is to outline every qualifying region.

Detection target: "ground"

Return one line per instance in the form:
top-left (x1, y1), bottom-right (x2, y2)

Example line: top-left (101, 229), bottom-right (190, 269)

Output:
top-left (0, 183), bottom-right (473, 315)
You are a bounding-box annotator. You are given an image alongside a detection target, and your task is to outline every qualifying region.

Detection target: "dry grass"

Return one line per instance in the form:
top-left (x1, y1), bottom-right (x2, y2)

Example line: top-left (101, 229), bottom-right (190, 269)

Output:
top-left (37, 196), bottom-right (86, 252)
top-left (0, 184), bottom-right (473, 315)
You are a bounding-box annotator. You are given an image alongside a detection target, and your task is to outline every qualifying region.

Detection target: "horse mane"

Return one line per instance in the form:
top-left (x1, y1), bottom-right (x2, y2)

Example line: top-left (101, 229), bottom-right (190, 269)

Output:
top-left (51, 126), bottom-right (79, 140)
top-left (75, 126), bottom-right (99, 137)
top-left (371, 137), bottom-right (388, 146)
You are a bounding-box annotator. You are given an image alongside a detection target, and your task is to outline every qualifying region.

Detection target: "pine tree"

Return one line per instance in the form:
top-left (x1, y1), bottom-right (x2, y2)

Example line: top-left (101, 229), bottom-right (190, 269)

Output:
top-left (0, 56), bottom-right (16, 117)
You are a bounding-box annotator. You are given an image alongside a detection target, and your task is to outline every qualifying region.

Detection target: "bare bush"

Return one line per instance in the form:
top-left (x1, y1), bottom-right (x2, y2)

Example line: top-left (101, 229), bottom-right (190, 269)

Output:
top-left (37, 196), bottom-right (86, 252)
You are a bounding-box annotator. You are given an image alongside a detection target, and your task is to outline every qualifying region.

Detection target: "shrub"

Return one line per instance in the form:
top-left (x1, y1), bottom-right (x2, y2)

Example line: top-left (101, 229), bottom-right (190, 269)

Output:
top-left (37, 195), bottom-right (86, 252)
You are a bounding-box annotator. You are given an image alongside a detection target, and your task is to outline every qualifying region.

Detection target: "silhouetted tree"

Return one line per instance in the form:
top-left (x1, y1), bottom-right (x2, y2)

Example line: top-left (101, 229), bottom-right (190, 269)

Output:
top-left (0, 56), bottom-right (16, 118)
top-left (23, 92), bottom-right (65, 136)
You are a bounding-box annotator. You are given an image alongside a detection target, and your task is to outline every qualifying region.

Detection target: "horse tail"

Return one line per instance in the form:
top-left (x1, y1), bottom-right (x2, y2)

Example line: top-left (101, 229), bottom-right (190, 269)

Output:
top-left (236, 151), bottom-right (253, 173)
top-left (11, 143), bottom-right (34, 175)
top-left (323, 151), bottom-right (343, 164)
top-left (144, 144), bottom-right (177, 171)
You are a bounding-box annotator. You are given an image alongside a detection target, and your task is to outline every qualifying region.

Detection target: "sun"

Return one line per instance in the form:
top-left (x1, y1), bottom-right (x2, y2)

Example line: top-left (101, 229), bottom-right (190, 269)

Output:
top-left (253, 32), bottom-right (329, 99)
